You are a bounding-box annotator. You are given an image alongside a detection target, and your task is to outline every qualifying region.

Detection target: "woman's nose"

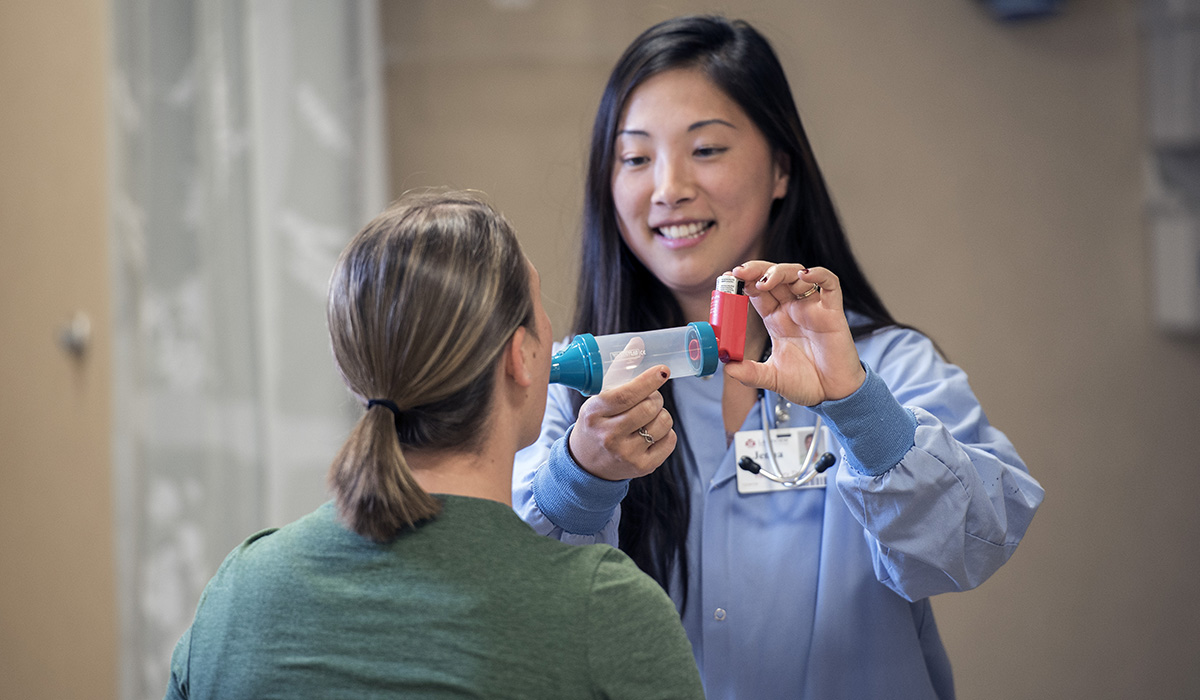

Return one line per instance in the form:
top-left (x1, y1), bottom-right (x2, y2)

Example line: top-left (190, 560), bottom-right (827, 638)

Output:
top-left (652, 157), bottom-right (695, 207)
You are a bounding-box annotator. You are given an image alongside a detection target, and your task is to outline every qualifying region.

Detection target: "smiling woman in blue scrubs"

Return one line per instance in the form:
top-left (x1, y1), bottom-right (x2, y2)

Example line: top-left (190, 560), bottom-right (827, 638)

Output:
top-left (513, 15), bottom-right (1045, 699)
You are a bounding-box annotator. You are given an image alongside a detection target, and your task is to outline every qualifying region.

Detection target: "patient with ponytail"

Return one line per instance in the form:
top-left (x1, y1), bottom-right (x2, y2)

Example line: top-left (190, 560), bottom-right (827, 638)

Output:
top-left (164, 191), bottom-right (704, 700)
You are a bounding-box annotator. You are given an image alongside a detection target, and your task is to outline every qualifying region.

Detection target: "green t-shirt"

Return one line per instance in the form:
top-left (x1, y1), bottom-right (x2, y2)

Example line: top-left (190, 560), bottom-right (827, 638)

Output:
top-left (166, 496), bottom-right (704, 699)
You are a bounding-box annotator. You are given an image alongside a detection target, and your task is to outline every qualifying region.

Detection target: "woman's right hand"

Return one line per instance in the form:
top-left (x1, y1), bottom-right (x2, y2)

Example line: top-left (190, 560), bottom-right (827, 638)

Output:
top-left (568, 365), bottom-right (677, 481)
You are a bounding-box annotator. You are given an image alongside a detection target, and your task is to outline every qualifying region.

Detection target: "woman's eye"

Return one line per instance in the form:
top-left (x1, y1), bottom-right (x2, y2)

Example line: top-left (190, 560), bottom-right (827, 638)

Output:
top-left (695, 146), bottom-right (727, 158)
top-left (620, 155), bottom-right (650, 167)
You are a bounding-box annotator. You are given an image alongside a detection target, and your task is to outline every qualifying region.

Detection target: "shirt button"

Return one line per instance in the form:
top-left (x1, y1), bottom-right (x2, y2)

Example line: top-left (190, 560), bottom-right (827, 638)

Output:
top-left (714, 608), bottom-right (726, 621)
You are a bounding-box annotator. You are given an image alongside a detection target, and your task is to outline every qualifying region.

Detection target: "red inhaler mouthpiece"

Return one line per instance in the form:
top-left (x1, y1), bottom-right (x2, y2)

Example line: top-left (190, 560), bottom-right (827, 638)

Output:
top-left (710, 275), bottom-right (748, 363)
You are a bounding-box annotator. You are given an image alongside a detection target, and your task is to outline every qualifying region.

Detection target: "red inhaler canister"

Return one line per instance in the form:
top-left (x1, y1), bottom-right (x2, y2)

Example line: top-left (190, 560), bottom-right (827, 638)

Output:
top-left (709, 274), bottom-right (748, 363)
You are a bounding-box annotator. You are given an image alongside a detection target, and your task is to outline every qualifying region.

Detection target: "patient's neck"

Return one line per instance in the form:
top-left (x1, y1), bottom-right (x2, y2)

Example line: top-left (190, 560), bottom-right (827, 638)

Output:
top-left (404, 442), bottom-right (514, 506)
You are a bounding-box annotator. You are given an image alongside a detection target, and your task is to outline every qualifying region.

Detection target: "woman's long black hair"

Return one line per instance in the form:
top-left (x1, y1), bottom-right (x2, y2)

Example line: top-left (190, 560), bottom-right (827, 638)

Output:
top-left (574, 15), bottom-right (901, 609)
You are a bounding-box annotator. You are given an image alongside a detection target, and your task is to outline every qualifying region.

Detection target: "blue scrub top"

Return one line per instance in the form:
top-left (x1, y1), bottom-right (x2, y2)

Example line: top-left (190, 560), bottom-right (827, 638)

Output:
top-left (513, 321), bottom-right (1044, 699)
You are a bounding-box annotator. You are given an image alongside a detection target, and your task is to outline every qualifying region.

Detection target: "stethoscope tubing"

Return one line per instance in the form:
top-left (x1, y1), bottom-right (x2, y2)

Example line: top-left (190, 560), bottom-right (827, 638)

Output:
top-left (751, 391), bottom-right (833, 487)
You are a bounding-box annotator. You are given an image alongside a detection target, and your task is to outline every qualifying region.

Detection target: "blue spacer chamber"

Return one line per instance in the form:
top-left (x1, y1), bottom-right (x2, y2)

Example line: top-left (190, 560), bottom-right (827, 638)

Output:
top-left (549, 322), bottom-right (719, 396)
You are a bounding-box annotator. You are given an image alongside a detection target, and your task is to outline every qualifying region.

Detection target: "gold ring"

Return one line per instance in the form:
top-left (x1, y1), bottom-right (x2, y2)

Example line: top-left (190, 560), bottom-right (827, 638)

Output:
top-left (795, 283), bottom-right (821, 300)
top-left (637, 428), bottom-right (655, 445)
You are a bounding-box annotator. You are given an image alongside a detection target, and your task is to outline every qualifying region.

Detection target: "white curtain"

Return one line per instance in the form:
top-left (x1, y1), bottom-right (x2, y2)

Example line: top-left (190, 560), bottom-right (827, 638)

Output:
top-left (108, 1), bottom-right (387, 697)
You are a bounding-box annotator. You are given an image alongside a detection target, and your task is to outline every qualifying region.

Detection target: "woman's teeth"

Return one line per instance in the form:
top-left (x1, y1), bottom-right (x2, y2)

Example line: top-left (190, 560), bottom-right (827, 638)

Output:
top-left (658, 222), bottom-right (710, 239)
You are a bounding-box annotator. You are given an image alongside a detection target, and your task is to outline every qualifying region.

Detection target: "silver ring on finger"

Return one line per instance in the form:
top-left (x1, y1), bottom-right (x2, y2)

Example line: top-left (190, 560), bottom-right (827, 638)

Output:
top-left (637, 428), bottom-right (655, 445)
top-left (794, 283), bottom-right (821, 300)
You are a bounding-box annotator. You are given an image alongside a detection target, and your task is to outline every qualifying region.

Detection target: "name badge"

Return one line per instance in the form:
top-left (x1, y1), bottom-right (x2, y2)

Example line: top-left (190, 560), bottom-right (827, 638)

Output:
top-left (734, 426), bottom-right (828, 493)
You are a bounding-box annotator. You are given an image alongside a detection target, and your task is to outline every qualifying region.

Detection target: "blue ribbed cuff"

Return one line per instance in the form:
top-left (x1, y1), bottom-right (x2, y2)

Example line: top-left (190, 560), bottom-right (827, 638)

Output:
top-left (809, 364), bottom-right (917, 477)
top-left (530, 425), bottom-right (629, 535)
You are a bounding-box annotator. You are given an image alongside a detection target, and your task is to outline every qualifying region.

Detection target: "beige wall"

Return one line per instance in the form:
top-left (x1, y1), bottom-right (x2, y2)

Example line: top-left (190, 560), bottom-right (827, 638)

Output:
top-left (0, 1), bottom-right (118, 699)
top-left (385, 1), bottom-right (1200, 698)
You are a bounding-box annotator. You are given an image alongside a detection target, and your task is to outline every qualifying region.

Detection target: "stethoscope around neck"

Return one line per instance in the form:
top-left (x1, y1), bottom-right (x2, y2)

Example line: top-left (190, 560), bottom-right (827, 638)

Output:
top-left (736, 388), bottom-right (837, 488)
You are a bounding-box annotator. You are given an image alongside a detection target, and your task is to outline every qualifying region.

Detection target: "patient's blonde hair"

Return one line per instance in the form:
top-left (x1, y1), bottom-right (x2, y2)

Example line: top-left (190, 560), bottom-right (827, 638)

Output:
top-left (326, 190), bottom-right (533, 541)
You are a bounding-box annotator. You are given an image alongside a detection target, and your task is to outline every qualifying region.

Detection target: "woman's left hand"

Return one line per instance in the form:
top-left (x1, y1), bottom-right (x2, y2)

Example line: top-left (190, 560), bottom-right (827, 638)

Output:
top-left (722, 261), bottom-right (867, 407)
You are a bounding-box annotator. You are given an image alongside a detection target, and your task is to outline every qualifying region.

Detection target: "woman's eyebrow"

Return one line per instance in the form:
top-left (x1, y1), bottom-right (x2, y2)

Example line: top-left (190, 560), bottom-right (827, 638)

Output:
top-left (617, 119), bottom-right (737, 138)
top-left (689, 118), bottom-right (736, 131)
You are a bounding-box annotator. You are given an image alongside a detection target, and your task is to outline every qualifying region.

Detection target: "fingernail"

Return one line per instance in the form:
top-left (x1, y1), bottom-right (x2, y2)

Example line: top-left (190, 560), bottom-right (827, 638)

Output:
top-left (660, 370), bottom-right (669, 380)
top-left (800, 265), bottom-right (809, 274)
top-left (759, 274), bottom-right (769, 284)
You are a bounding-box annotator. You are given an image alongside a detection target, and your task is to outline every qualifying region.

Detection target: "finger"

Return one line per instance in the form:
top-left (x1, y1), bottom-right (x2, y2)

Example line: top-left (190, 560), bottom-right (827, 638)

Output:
top-left (631, 422), bottom-right (678, 469)
top-left (733, 261), bottom-right (816, 302)
top-left (590, 364), bottom-right (670, 416)
top-left (753, 263), bottom-right (808, 294)
top-left (721, 357), bottom-right (773, 392)
top-left (633, 404), bottom-right (674, 444)
top-left (783, 267), bottom-right (846, 318)
top-left (579, 384), bottom-right (665, 439)
top-left (643, 428), bottom-right (678, 466)
top-left (747, 263), bottom-right (840, 309)
top-left (786, 280), bottom-right (821, 305)
top-left (791, 266), bottom-right (840, 296)
top-left (729, 262), bottom-right (786, 316)
top-left (729, 261), bottom-right (776, 298)
top-left (611, 391), bottom-right (669, 440)
top-left (761, 264), bottom-right (808, 306)
top-left (724, 260), bottom-right (772, 290)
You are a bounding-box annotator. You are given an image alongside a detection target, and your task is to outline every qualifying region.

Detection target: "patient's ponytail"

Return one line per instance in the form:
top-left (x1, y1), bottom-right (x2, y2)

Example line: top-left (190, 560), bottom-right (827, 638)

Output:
top-left (327, 401), bottom-right (439, 541)
top-left (325, 191), bottom-right (533, 542)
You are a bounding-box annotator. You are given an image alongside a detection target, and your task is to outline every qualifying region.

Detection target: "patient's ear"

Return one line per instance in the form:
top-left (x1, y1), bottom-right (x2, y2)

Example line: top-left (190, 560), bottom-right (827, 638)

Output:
top-left (504, 327), bottom-right (534, 387)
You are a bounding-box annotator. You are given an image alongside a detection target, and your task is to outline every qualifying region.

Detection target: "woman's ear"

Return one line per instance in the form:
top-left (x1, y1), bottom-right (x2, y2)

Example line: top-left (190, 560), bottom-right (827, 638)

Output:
top-left (504, 326), bottom-right (534, 387)
top-left (772, 151), bottom-right (790, 200)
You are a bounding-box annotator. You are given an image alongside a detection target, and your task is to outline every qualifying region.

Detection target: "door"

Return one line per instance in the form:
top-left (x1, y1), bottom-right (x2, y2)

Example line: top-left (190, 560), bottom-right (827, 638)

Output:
top-left (0, 1), bottom-right (118, 698)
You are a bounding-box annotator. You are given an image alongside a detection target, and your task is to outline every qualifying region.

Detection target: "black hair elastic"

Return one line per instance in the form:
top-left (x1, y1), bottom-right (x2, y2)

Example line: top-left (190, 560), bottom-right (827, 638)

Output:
top-left (366, 398), bottom-right (403, 432)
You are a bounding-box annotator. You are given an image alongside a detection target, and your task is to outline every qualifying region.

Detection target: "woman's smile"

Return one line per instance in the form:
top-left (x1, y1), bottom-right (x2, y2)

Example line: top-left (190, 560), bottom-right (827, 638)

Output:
top-left (655, 220), bottom-right (714, 247)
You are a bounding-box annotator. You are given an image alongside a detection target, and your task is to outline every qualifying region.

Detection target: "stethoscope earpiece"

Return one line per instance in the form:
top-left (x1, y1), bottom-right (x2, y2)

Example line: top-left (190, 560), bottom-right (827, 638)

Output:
top-left (738, 456), bottom-right (762, 474)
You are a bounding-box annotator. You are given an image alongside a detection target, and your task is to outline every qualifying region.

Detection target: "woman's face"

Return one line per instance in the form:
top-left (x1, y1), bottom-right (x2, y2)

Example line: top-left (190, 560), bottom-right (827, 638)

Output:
top-left (611, 68), bottom-right (788, 306)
